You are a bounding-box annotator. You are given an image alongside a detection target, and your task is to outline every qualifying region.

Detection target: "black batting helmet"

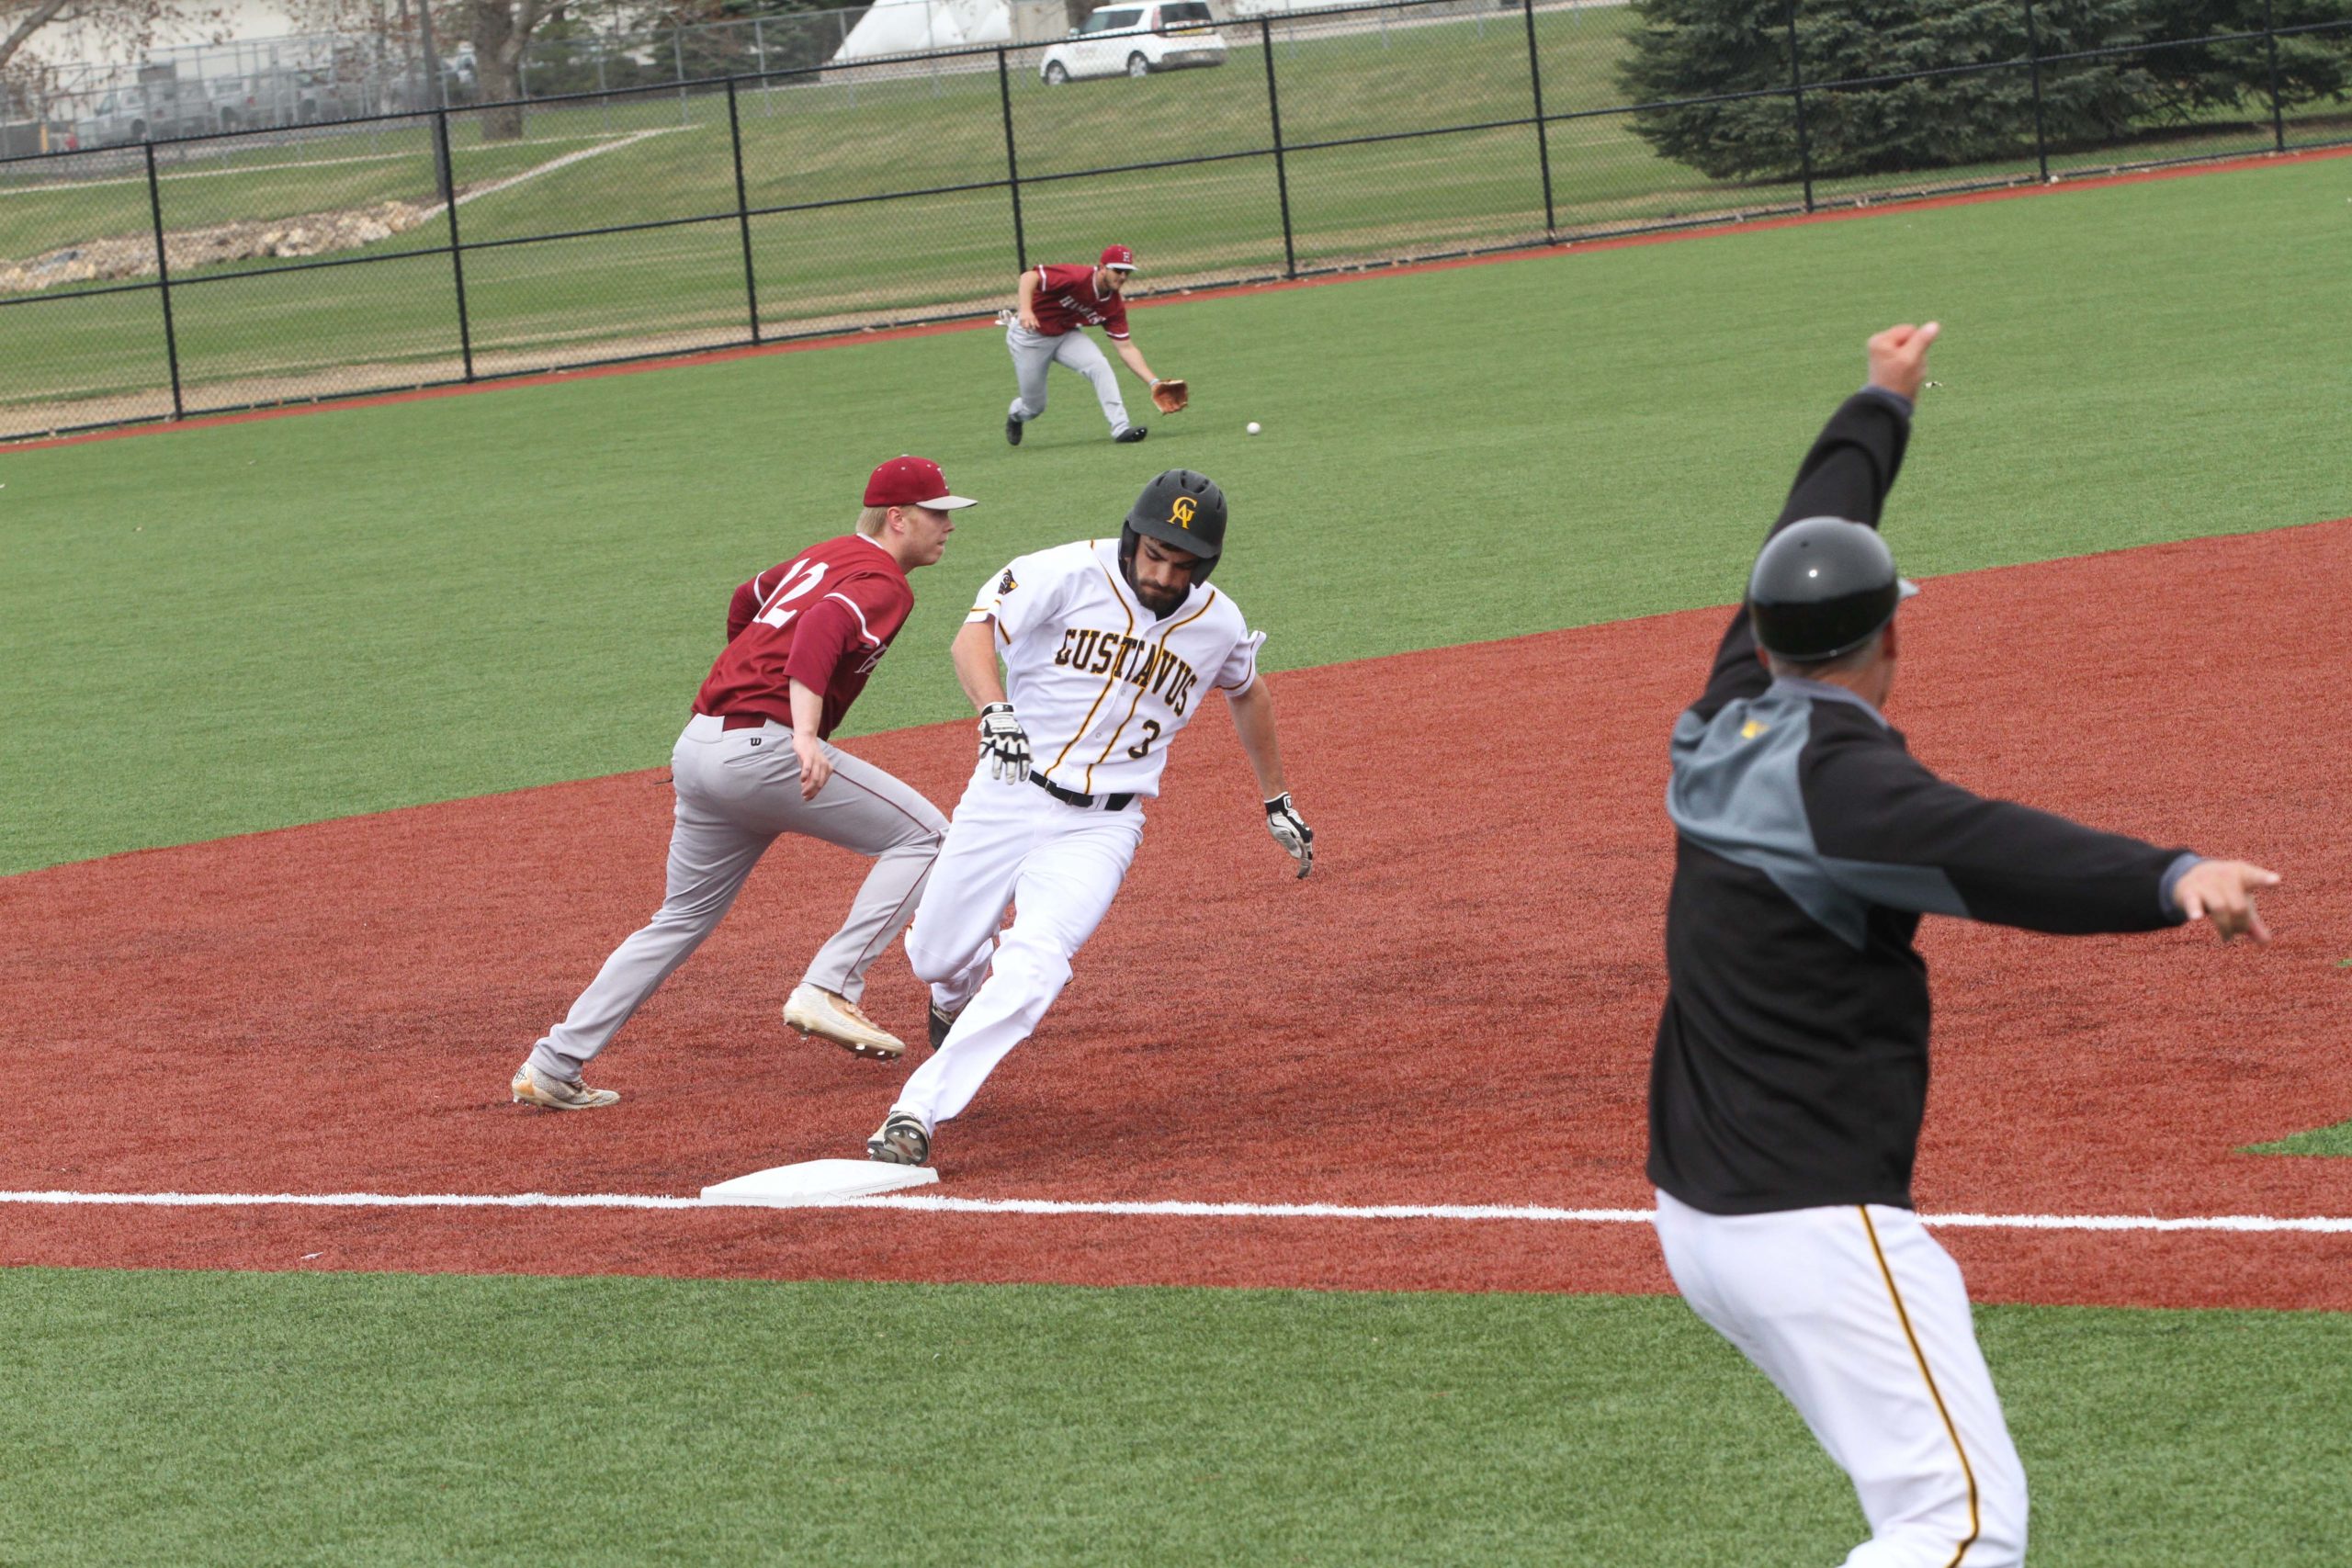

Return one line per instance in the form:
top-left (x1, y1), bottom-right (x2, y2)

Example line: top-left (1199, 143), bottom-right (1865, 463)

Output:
top-left (1123, 468), bottom-right (1227, 581)
top-left (1747, 517), bottom-right (1917, 661)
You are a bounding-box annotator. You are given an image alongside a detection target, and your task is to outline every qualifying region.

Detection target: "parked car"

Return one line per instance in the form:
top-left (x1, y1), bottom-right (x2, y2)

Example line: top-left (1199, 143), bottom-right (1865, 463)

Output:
top-left (209, 65), bottom-right (372, 130)
top-left (73, 69), bottom-right (220, 146)
top-left (1038, 2), bottom-right (1227, 84)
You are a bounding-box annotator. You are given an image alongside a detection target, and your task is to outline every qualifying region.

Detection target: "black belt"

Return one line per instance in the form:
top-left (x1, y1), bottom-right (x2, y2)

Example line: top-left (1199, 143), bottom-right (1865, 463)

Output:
top-left (1031, 773), bottom-right (1133, 812)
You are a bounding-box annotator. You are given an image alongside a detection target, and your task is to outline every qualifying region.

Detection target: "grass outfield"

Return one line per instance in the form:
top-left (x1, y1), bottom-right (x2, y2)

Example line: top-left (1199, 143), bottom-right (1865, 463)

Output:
top-left (6, 6), bottom-right (2341, 427)
top-left (2, 1269), bottom-right (2346, 1565)
top-left (5, 158), bottom-right (2348, 874)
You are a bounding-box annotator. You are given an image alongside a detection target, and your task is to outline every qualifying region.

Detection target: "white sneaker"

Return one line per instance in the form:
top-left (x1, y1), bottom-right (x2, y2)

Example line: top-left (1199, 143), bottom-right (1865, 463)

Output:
top-left (510, 1060), bottom-right (619, 1111)
top-left (783, 984), bottom-right (906, 1060)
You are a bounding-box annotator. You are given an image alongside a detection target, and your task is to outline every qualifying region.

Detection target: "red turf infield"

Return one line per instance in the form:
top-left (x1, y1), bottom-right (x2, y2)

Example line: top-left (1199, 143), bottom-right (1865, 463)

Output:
top-left (4, 521), bottom-right (2348, 1306)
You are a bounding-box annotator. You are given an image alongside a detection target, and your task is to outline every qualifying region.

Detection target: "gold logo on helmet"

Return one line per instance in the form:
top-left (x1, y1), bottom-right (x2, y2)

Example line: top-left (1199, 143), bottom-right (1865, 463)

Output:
top-left (1170, 496), bottom-right (1197, 529)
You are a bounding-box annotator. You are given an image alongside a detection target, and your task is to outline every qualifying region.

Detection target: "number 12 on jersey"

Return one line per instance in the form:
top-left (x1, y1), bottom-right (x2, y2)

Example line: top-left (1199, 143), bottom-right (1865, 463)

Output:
top-left (755, 558), bottom-right (830, 630)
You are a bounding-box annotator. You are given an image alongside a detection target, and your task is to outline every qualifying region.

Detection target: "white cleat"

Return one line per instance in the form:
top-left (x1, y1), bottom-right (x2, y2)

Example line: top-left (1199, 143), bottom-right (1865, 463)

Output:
top-left (783, 984), bottom-right (907, 1060)
top-left (510, 1060), bottom-right (619, 1111)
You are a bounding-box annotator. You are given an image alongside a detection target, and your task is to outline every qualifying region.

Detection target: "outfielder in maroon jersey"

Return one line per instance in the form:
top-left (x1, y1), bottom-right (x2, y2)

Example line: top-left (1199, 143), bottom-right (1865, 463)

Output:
top-left (513, 457), bottom-right (978, 1111)
top-left (1004, 243), bottom-right (1175, 446)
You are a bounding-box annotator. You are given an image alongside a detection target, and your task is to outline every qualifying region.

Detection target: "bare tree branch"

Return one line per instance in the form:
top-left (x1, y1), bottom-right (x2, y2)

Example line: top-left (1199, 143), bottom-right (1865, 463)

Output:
top-left (0, 0), bottom-right (82, 76)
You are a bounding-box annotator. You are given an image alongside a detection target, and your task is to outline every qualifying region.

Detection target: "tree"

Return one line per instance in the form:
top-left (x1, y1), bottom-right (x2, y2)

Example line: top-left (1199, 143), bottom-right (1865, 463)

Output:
top-left (467, 0), bottom-right (563, 139)
top-left (1, 0), bottom-right (220, 80)
top-left (2137, 0), bottom-right (2352, 116)
top-left (1618, 0), bottom-right (2153, 182)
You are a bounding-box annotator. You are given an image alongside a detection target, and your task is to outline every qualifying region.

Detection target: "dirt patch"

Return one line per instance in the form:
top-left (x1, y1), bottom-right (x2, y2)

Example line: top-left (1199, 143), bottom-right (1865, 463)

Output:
top-left (3, 520), bottom-right (2346, 1304)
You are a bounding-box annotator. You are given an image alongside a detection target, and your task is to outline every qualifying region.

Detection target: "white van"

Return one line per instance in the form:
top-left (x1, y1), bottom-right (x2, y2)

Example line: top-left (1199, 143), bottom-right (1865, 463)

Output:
top-left (1038, 2), bottom-right (1227, 84)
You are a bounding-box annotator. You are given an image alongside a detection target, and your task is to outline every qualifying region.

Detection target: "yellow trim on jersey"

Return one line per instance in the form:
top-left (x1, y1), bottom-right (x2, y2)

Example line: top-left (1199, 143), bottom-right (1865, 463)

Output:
top-left (1088, 590), bottom-right (1217, 792)
top-left (1045, 556), bottom-right (1136, 779)
top-left (1859, 1207), bottom-right (1983, 1567)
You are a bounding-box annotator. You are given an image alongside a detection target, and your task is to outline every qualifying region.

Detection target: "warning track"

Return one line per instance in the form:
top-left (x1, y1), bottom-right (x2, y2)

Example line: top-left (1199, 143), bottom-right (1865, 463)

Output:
top-left (3, 521), bottom-right (2347, 1307)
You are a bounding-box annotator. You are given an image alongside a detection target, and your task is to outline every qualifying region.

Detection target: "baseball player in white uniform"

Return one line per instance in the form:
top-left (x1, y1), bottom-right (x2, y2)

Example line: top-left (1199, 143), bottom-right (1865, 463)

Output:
top-left (865, 469), bottom-right (1314, 1166)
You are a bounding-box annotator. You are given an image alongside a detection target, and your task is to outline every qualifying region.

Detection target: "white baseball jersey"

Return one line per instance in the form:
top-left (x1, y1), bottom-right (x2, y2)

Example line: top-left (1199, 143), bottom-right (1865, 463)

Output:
top-left (969, 538), bottom-right (1264, 798)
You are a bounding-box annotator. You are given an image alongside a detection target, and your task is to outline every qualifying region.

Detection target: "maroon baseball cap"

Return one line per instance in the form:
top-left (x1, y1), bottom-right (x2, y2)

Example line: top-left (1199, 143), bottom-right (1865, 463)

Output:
top-left (1099, 243), bottom-right (1136, 271)
top-left (865, 456), bottom-right (978, 511)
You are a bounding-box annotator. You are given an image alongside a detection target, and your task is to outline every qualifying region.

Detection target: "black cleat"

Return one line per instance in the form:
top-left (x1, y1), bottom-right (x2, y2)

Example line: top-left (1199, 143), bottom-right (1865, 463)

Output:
top-left (866, 1112), bottom-right (931, 1167)
top-left (1006, 414), bottom-right (1023, 446)
top-left (1114, 426), bottom-right (1148, 444)
top-left (928, 1004), bottom-right (961, 1052)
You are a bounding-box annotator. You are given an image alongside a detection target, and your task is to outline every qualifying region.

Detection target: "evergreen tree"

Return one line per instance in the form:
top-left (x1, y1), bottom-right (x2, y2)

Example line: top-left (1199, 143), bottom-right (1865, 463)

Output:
top-left (2137, 0), bottom-right (2352, 116)
top-left (1619, 0), bottom-right (2153, 181)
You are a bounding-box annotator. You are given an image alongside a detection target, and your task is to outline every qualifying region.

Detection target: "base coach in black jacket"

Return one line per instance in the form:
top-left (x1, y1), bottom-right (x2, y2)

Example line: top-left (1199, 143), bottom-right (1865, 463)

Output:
top-left (1646, 322), bottom-right (2278, 1568)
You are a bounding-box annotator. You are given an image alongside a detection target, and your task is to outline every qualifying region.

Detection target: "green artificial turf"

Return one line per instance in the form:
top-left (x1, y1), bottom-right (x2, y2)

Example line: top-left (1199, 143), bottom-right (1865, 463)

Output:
top-left (5, 157), bottom-right (2348, 874)
top-left (2247, 1119), bottom-right (2352, 1156)
top-left (0, 1268), bottom-right (2343, 1565)
top-left (6, 6), bottom-right (2343, 427)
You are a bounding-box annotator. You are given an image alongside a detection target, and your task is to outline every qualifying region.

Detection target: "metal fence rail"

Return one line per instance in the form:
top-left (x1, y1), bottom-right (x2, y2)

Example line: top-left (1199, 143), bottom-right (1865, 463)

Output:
top-left (3, 0), bottom-right (2348, 442)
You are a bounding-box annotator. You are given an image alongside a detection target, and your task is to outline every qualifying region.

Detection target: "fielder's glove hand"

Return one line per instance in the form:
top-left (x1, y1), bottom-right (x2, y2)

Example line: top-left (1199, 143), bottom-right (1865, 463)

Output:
top-left (1149, 378), bottom-right (1190, 414)
top-left (1265, 793), bottom-right (1313, 878)
top-left (979, 702), bottom-right (1032, 783)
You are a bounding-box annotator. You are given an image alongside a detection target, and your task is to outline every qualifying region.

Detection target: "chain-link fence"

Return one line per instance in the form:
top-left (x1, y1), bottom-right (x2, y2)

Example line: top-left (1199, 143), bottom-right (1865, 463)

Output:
top-left (6, 0), bottom-right (2349, 441)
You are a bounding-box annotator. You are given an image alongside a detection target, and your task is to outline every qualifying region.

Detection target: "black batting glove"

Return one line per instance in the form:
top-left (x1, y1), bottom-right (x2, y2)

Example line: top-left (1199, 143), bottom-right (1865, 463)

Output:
top-left (979, 703), bottom-right (1032, 783)
top-left (1265, 793), bottom-right (1313, 878)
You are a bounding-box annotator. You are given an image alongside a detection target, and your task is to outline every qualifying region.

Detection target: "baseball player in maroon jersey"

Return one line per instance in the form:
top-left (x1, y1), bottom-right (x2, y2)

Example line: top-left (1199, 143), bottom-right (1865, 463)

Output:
top-left (1004, 243), bottom-right (1177, 446)
top-left (511, 457), bottom-right (978, 1110)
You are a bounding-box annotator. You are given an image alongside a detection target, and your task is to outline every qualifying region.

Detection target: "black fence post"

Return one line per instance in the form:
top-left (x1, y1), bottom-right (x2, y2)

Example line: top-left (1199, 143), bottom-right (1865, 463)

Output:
top-left (142, 141), bottom-right (186, 421)
top-left (1785, 2), bottom-right (1815, 213)
top-left (1521, 0), bottom-right (1555, 237)
top-left (997, 49), bottom-right (1028, 273)
top-left (435, 108), bottom-right (477, 382)
top-left (2263, 0), bottom-right (2287, 152)
top-left (1261, 17), bottom-right (1298, 279)
top-left (2023, 0), bottom-right (2050, 183)
top-left (727, 77), bottom-right (762, 344)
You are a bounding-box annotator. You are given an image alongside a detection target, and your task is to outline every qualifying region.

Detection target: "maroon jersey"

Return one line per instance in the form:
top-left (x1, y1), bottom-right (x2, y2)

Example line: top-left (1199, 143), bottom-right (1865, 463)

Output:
top-left (1029, 264), bottom-right (1130, 340)
top-left (694, 534), bottom-right (912, 738)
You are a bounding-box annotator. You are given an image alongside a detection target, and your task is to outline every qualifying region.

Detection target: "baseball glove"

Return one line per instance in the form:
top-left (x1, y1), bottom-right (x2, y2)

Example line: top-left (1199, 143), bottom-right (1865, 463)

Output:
top-left (1150, 378), bottom-right (1190, 414)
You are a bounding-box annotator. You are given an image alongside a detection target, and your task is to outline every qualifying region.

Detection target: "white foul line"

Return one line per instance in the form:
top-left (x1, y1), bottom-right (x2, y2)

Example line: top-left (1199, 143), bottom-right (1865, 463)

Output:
top-left (0, 1189), bottom-right (2348, 1234)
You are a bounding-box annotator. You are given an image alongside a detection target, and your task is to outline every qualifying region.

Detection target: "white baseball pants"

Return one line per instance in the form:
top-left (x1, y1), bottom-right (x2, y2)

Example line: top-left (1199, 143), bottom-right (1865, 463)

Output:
top-left (1653, 1190), bottom-right (2028, 1568)
top-left (1006, 322), bottom-right (1134, 437)
top-left (528, 714), bottom-right (946, 1081)
top-left (892, 764), bottom-right (1145, 1132)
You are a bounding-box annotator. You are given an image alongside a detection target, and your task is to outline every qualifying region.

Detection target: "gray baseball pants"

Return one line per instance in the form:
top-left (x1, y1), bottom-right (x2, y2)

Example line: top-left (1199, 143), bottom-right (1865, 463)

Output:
top-left (527, 713), bottom-right (946, 1081)
top-left (1007, 322), bottom-right (1133, 437)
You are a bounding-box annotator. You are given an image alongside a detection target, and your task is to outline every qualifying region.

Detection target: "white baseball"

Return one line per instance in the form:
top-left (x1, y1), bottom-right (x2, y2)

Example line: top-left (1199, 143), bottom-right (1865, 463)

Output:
top-left (1246, 422), bottom-right (1261, 435)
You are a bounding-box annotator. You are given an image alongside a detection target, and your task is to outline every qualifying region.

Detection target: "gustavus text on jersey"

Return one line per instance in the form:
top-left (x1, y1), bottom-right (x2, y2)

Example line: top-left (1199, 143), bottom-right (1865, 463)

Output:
top-left (1052, 626), bottom-right (1203, 714)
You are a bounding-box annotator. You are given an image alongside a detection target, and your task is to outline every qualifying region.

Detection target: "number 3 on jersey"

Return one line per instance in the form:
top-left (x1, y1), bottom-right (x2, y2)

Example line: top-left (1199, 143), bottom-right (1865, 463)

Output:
top-left (1125, 720), bottom-right (1163, 760)
top-left (754, 558), bottom-right (830, 629)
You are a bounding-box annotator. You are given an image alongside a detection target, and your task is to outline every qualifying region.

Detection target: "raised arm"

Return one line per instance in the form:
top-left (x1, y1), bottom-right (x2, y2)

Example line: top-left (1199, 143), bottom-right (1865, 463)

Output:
top-left (1690, 323), bottom-right (1939, 718)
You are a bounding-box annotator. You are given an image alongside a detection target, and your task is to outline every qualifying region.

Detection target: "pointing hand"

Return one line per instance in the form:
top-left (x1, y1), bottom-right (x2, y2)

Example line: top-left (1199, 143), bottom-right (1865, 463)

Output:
top-left (2173, 859), bottom-right (2280, 944)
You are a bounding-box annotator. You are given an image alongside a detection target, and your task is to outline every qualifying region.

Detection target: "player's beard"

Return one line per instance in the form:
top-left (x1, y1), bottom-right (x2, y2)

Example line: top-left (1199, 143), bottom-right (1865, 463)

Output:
top-left (1134, 578), bottom-right (1186, 615)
